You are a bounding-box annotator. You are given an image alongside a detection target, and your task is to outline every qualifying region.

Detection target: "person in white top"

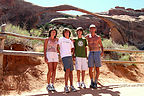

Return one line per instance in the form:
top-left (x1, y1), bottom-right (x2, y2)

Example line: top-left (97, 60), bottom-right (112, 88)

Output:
top-left (58, 28), bottom-right (77, 93)
top-left (44, 28), bottom-right (59, 91)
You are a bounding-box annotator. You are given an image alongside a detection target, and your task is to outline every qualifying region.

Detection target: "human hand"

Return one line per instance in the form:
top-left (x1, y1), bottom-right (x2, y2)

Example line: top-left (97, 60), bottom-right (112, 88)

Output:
top-left (45, 58), bottom-right (48, 63)
top-left (73, 56), bottom-right (76, 61)
top-left (86, 57), bottom-right (88, 60)
top-left (101, 52), bottom-right (104, 57)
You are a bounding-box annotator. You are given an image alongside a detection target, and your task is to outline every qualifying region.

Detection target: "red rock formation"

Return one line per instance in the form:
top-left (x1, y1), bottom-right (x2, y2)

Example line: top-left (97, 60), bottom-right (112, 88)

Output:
top-left (109, 7), bottom-right (144, 16)
top-left (109, 9), bottom-right (129, 15)
top-left (115, 6), bottom-right (125, 9)
top-left (1, 1), bottom-right (144, 49)
top-left (135, 10), bottom-right (142, 12)
top-left (142, 8), bottom-right (144, 12)
top-left (0, 0), bottom-right (14, 8)
top-left (126, 8), bottom-right (134, 11)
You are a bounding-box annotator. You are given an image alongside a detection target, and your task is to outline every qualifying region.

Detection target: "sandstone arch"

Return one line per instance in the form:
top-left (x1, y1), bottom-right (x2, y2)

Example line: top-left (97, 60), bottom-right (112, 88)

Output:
top-left (31, 5), bottom-right (126, 44)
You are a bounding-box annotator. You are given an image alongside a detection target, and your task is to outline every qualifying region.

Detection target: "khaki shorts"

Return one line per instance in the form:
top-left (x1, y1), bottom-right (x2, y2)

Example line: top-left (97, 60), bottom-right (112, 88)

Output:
top-left (75, 57), bottom-right (88, 70)
top-left (46, 52), bottom-right (59, 62)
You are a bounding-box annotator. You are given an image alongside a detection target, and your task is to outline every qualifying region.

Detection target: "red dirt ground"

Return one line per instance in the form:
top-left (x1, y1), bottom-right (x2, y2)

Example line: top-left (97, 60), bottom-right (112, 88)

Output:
top-left (1, 44), bottom-right (144, 96)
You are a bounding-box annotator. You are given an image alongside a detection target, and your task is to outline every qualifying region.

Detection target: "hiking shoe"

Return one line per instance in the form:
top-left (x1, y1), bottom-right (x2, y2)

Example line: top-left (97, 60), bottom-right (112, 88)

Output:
top-left (77, 82), bottom-right (81, 88)
top-left (64, 86), bottom-right (70, 93)
top-left (93, 82), bottom-right (97, 89)
top-left (70, 86), bottom-right (77, 92)
top-left (46, 84), bottom-right (52, 91)
top-left (81, 82), bottom-right (86, 89)
top-left (51, 84), bottom-right (56, 91)
top-left (90, 82), bottom-right (94, 88)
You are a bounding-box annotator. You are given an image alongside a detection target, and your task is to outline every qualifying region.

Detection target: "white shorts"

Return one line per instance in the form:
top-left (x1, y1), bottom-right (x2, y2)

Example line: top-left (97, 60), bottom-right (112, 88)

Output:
top-left (46, 52), bottom-right (59, 62)
top-left (75, 57), bottom-right (88, 70)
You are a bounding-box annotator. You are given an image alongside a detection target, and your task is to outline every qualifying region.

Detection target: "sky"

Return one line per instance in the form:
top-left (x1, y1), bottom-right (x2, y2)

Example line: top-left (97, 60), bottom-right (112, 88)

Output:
top-left (24, 0), bottom-right (144, 15)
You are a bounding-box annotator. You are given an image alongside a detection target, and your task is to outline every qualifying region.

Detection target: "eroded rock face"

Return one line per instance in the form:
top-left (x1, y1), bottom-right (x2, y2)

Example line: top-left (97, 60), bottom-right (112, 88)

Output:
top-left (109, 6), bottom-right (144, 16)
top-left (1, 1), bottom-right (144, 49)
top-left (108, 16), bottom-right (144, 49)
top-left (3, 43), bottom-right (41, 74)
top-left (50, 15), bottom-right (110, 37)
top-left (0, 0), bottom-right (14, 7)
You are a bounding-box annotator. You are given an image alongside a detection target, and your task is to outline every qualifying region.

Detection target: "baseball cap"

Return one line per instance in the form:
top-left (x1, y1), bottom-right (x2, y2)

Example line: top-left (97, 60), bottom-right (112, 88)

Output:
top-left (76, 27), bottom-right (83, 31)
top-left (63, 28), bottom-right (71, 37)
top-left (89, 24), bottom-right (96, 28)
top-left (1, 24), bottom-right (6, 27)
top-left (63, 28), bottom-right (71, 32)
top-left (49, 27), bottom-right (57, 32)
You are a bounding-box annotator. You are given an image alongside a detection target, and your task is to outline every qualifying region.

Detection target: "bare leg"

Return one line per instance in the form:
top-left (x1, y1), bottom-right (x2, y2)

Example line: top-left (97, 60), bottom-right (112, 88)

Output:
top-left (82, 70), bottom-right (85, 82)
top-left (69, 71), bottom-right (73, 86)
top-left (47, 63), bottom-right (53, 84)
top-left (95, 67), bottom-right (100, 83)
top-left (77, 70), bottom-right (80, 82)
top-left (51, 62), bottom-right (58, 84)
top-left (65, 69), bottom-right (70, 86)
top-left (89, 67), bottom-right (93, 80)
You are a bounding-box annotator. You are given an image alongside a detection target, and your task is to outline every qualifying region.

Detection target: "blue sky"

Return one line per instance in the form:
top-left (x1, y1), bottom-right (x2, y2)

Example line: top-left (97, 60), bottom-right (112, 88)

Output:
top-left (24, 0), bottom-right (144, 15)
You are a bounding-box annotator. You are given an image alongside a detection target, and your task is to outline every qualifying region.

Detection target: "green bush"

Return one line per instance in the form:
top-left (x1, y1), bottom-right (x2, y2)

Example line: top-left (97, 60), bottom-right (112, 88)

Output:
top-left (119, 54), bottom-right (130, 61)
top-left (102, 38), bottom-right (139, 66)
top-left (102, 38), bottom-right (138, 50)
top-left (4, 24), bottom-right (44, 51)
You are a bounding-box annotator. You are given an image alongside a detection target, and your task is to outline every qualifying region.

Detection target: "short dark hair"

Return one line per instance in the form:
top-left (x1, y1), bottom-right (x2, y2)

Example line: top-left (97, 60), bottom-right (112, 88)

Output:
top-left (48, 28), bottom-right (57, 38)
top-left (63, 28), bottom-right (71, 37)
top-left (76, 29), bottom-right (84, 35)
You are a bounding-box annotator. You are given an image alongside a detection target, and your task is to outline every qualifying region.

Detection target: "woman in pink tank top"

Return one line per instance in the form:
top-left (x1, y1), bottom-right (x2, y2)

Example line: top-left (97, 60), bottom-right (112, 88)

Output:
top-left (44, 28), bottom-right (59, 91)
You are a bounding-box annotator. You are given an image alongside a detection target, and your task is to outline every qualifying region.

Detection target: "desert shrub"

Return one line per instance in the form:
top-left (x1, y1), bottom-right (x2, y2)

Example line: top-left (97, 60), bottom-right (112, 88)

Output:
top-left (119, 54), bottom-right (130, 61)
top-left (102, 38), bottom-right (138, 50)
top-left (102, 38), bottom-right (139, 66)
top-left (4, 24), bottom-right (44, 52)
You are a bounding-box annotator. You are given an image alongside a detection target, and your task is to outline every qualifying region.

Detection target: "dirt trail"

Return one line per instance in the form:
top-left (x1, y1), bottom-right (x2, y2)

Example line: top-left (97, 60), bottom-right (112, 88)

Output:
top-left (1, 44), bottom-right (144, 96)
top-left (18, 83), bottom-right (144, 96)
top-left (4, 59), bottom-right (144, 96)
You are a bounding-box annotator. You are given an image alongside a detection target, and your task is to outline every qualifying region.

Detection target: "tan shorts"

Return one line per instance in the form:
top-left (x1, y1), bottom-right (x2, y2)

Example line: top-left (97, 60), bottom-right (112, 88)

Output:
top-left (75, 57), bottom-right (88, 70)
top-left (46, 52), bottom-right (59, 62)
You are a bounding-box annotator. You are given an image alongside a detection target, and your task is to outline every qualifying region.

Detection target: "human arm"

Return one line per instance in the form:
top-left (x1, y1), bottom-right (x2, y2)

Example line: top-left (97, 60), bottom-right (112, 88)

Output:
top-left (72, 48), bottom-right (75, 57)
top-left (99, 37), bottom-right (104, 56)
top-left (71, 47), bottom-right (76, 61)
top-left (44, 38), bottom-right (48, 63)
top-left (85, 34), bottom-right (89, 40)
top-left (85, 39), bottom-right (88, 59)
top-left (56, 38), bottom-right (60, 54)
top-left (57, 44), bottom-right (60, 55)
top-left (85, 47), bottom-right (88, 59)
top-left (71, 39), bottom-right (75, 60)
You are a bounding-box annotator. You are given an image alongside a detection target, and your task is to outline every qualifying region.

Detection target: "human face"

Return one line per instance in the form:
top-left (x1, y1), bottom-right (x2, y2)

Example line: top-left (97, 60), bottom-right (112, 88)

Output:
top-left (90, 27), bottom-right (96, 36)
top-left (51, 30), bottom-right (56, 38)
top-left (64, 30), bottom-right (70, 39)
top-left (77, 30), bottom-right (83, 38)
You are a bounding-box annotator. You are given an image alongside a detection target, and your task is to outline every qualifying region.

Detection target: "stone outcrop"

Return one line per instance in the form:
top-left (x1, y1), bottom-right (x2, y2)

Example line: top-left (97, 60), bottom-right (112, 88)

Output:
top-left (0, 0), bottom-right (73, 31)
top-left (0, 1), bottom-right (144, 49)
top-left (106, 16), bottom-right (144, 49)
top-left (109, 6), bottom-right (144, 16)
top-left (50, 15), bottom-right (110, 37)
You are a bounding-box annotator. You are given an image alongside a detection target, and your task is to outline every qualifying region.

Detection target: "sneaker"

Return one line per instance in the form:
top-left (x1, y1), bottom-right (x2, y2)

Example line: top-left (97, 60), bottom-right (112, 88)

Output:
top-left (70, 86), bottom-right (77, 92)
top-left (77, 82), bottom-right (81, 88)
top-left (51, 84), bottom-right (56, 91)
top-left (81, 82), bottom-right (86, 89)
top-left (46, 84), bottom-right (52, 91)
top-left (64, 86), bottom-right (69, 93)
top-left (90, 82), bottom-right (94, 88)
top-left (93, 82), bottom-right (97, 89)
